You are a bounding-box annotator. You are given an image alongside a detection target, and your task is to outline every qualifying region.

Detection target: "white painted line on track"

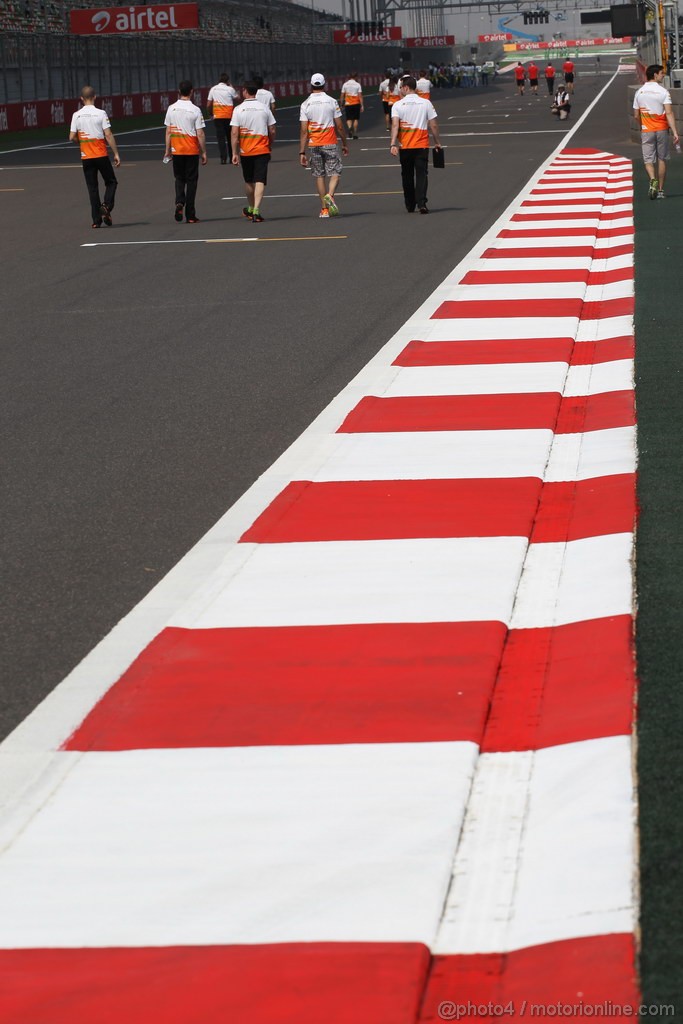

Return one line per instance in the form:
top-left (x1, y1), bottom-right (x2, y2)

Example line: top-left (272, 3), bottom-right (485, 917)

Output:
top-left (221, 191), bottom-right (402, 200)
top-left (82, 235), bottom-right (347, 247)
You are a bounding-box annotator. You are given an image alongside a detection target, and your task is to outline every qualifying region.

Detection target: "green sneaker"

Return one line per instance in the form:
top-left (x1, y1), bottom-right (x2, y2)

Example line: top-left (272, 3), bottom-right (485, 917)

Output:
top-left (648, 178), bottom-right (659, 200)
top-left (324, 193), bottom-right (339, 216)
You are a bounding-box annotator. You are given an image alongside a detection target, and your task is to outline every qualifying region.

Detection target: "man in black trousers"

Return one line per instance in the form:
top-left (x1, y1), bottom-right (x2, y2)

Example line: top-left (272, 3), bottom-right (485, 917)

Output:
top-left (163, 80), bottom-right (208, 223)
top-left (69, 85), bottom-right (121, 228)
top-left (389, 76), bottom-right (442, 214)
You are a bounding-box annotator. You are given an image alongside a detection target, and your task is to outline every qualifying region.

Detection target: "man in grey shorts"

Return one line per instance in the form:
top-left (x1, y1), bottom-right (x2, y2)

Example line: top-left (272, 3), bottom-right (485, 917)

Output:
top-left (299, 73), bottom-right (349, 218)
top-left (633, 64), bottom-right (680, 199)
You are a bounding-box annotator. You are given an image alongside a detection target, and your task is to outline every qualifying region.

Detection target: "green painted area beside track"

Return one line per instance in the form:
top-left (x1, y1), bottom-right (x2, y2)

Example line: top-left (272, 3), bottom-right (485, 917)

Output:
top-left (634, 149), bottom-right (683, 1005)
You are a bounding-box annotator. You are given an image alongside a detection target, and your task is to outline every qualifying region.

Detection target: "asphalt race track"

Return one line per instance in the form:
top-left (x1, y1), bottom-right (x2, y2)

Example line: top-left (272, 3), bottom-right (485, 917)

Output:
top-left (0, 59), bottom-right (636, 739)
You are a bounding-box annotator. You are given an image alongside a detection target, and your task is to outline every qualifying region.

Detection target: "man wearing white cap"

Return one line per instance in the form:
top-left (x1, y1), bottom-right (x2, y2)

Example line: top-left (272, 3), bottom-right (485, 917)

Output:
top-left (299, 73), bottom-right (349, 218)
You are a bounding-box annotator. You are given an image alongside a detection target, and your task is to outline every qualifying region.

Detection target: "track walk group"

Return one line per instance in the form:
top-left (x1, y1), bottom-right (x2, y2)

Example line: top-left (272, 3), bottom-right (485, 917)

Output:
top-left (67, 70), bottom-right (443, 227)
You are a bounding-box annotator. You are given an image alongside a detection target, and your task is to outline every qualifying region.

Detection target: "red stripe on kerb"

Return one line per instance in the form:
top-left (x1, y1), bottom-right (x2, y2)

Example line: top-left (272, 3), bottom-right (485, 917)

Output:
top-left (432, 298), bottom-right (583, 319)
top-left (533, 475), bottom-right (636, 542)
top-left (497, 226), bottom-right (633, 239)
top-left (339, 393), bottom-right (561, 431)
top-left (241, 478), bottom-right (542, 542)
top-left (530, 186), bottom-right (629, 194)
top-left (0, 943), bottom-right (430, 1024)
top-left (580, 297), bottom-right (634, 319)
top-left (521, 197), bottom-right (628, 206)
top-left (586, 267), bottom-right (633, 286)
top-left (511, 211), bottom-right (623, 221)
top-left (421, 934), bottom-right (639, 1017)
top-left (63, 622), bottom-right (506, 750)
top-left (554, 391), bottom-right (635, 433)
top-left (482, 246), bottom-right (596, 259)
top-left (339, 391), bottom-right (634, 433)
top-left (572, 337), bottom-right (634, 364)
top-left (483, 615), bottom-right (635, 751)
top-left (460, 270), bottom-right (590, 284)
top-left (395, 339), bottom-right (574, 365)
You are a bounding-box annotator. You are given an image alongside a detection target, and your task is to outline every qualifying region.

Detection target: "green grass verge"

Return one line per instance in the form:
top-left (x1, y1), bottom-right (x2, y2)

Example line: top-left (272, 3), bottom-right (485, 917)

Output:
top-left (634, 149), bottom-right (683, 1005)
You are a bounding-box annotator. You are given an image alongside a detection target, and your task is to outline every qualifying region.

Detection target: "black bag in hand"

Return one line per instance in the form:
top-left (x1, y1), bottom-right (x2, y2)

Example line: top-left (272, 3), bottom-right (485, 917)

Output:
top-left (432, 147), bottom-right (445, 168)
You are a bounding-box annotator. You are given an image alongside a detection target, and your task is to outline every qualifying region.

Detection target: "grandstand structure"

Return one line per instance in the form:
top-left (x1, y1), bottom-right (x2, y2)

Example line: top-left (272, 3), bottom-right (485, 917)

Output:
top-left (0, 0), bottom-right (397, 104)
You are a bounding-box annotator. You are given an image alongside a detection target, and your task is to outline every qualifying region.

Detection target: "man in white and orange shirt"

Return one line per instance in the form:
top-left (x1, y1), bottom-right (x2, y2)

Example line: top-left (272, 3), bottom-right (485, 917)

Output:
top-left (416, 70), bottom-right (432, 100)
top-left (69, 85), bottom-right (121, 229)
top-left (340, 72), bottom-right (364, 139)
top-left (633, 64), bottom-right (680, 199)
top-left (389, 75), bottom-right (442, 214)
top-left (299, 73), bottom-right (348, 219)
top-left (163, 80), bottom-right (207, 224)
top-left (230, 81), bottom-right (276, 223)
top-left (207, 72), bottom-right (238, 164)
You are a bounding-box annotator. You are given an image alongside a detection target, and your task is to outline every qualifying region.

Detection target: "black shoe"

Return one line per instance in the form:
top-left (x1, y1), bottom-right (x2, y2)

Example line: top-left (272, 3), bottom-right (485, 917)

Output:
top-left (91, 222), bottom-right (101, 228)
top-left (252, 212), bottom-right (264, 223)
top-left (242, 207), bottom-right (253, 221)
top-left (220, 158), bottom-right (227, 165)
top-left (353, 134), bottom-right (359, 139)
top-left (174, 203), bottom-right (184, 222)
top-left (419, 206), bottom-right (429, 215)
top-left (100, 203), bottom-right (112, 226)
top-left (406, 204), bottom-right (416, 213)
top-left (186, 217), bottom-right (200, 224)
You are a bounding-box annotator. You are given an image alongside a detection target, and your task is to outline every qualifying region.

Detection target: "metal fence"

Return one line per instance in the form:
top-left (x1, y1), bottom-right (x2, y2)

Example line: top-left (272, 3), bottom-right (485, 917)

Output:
top-left (0, 31), bottom-right (399, 103)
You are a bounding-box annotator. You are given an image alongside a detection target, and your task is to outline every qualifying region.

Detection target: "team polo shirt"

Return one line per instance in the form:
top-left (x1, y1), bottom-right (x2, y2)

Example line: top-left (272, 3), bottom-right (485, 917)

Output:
top-left (164, 99), bottom-right (205, 155)
top-left (256, 88), bottom-right (276, 109)
top-left (70, 105), bottom-right (110, 160)
top-left (514, 65), bottom-right (526, 81)
top-left (341, 80), bottom-right (362, 106)
top-left (563, 61), bottom-right (574, 74)
top-left (208, 82), bottom-right (238, 119)
top-left (634, 81), bottom-right (672, 132)
top-left (231, 99), bottom-right (276, 156)
top-left (387, 84), bottom-right (401, 106)
top-left (528, 63), bottom-right (539, 80)
top-left (379, 78), bottom-right (390, 99)
top-left (545, 65), bottom-right (556, 79)
top-left (416, 77), bottom-right (432, 99)
top-left (300, 92), bottom-right (342, 146)
top-left (391, 93), bottom-right (437, 149)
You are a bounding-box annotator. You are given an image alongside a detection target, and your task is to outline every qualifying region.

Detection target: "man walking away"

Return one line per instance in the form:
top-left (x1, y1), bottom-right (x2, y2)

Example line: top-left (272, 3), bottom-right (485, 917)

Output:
top-left (299, 73), bottom-right (348, 218)
top-left (389, 75), bottom-right (442, 214)
top-left (254, 76), bottom-right (276, 114)
top-left (528, 61), bottom-right (539, 95)
top-left (207, 72), bottom-right (238, 164)
top-left (231, 81), bottom-right (276, 223)
top-left (379, 74), bottom-right (391, 131)
top-left (633, 64), bottom-right (680, 199)
top-left (340, 71), bottom-right (364, 138)
top-left (164, 81), bottom-right (207, 223)
top-left (69, 86), bottom-right (120, 228)
top-left (416, 69), bottom-right (432, 99)
top-left (545, 63), bottom-right (556, 95)
top-left (514, 62), bottom-right (526, 96)
top-left (562, 58), bottom-right (575, 94)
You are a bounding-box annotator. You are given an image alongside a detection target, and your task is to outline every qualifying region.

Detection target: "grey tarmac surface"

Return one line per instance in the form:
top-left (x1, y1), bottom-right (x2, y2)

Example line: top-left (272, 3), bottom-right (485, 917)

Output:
top-left (0, 59), bottom-right (636, 739)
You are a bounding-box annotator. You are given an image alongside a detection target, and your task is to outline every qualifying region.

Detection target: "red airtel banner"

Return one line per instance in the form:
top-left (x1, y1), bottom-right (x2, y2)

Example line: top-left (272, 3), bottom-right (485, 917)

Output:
top-left (70, 3), bottom-right (198, 34)
top-left (479, 32), bottom-right (512, 42)
top-left (333, 27), bottom-right (402, 43)
top-left (404, 35), bottom-right (455, 47)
